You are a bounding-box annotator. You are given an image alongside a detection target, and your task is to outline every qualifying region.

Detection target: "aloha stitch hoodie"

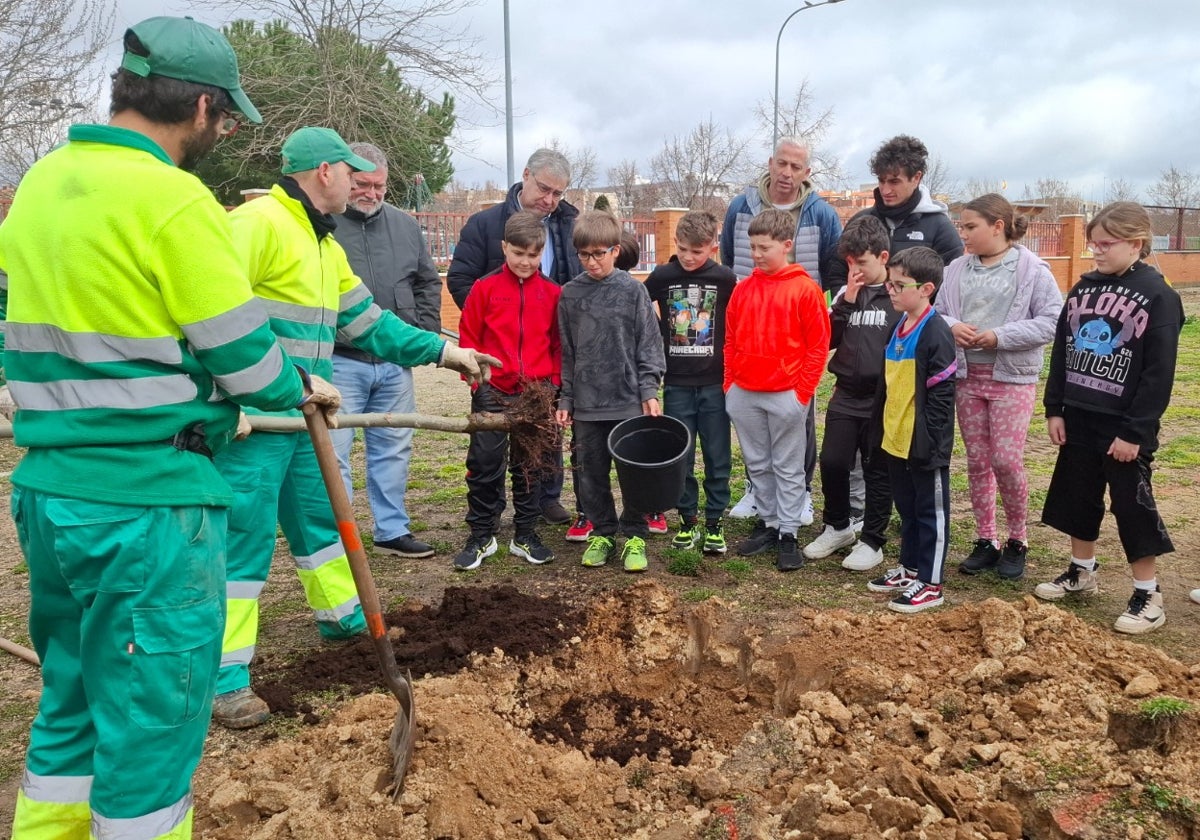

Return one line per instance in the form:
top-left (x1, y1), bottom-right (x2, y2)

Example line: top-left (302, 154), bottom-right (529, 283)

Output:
top-left (1044, 260), bottom-right (1183, 450)
top-left (723, 263), bottom-right (830, 405)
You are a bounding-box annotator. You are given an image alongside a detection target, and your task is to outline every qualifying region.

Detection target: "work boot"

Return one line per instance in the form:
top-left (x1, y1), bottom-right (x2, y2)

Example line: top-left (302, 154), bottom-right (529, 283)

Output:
top-left (212, 687), bottom-right (270, 729)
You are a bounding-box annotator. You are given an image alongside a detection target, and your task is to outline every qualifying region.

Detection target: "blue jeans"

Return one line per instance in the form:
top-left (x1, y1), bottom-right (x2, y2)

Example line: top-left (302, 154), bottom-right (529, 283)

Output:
top-left (664, 383), bottom-right (732, 522)
top-left (330, 355), bottom-right (415, 541)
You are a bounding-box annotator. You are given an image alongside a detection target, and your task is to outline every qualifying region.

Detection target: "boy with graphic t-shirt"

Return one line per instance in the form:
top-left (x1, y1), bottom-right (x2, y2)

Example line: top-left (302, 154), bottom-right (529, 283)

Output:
top-left (644, 211), bottom-right (738, 554)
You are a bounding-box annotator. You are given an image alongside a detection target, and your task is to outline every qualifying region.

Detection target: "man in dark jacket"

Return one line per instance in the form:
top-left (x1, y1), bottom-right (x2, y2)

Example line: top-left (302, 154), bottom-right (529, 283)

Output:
top-left (447, 147), bottom-right (583, 524)
top-left (331, 141), bottom-right (443, 558)
top-left (825, 134), bottom-right (963, 294)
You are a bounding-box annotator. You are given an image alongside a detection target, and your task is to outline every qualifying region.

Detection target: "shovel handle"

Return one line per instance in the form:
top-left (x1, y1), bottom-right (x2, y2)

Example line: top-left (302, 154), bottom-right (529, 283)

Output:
top-left (302, 404), bottom-right (385, 638)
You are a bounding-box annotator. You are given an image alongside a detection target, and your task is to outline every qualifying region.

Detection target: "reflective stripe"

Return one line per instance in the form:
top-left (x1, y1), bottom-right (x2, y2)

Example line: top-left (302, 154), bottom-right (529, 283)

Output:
top-left (263, 299), bottom-right (331, 326)
top-left (6, 322), bottom-right (182, 365)
top-left (92, 793), bottom-right (192, 840)
top-left (277, 337), bottom-right (323, 360)
top-left (13, 374), bottom-right (198, 411)
top-left (213, 344), bottom-right (286, 396)
top-left (338, 305), bottom-right (382, 343)
top-left (225, 580), bottom-right (264, 600)
top-left (22, 769), bottom-right (92, 803)
top-left (314, 599), bottom-right (361, 625)
top-left (183, 300), bottom-right (271, 350)
top-left (222, 598), bottom-right (259, 656)
top-left (220, 645), bottom-right (254, 669)
top-left (294, 542), bottom-right (345, 571)
top-left (296, 563), bottom-right (358, 612)
top-left (338, 283), bottom-right (371, 310)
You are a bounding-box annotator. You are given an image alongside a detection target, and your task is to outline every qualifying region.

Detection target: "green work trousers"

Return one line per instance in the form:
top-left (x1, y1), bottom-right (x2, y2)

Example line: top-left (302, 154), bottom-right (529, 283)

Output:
top-left (10, 487), bottom-right (224, 839)
top-left (214, 431), bottom-right (365, 696)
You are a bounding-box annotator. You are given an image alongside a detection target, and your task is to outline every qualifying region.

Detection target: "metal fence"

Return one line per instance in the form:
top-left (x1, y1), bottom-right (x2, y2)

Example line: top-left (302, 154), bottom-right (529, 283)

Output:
top-left (411, 212), bottom-right (658, 270)
top-left (1025, 221), bottom-right (1064, 257)
top-left (1146, 205), bottom-right (1200, 251)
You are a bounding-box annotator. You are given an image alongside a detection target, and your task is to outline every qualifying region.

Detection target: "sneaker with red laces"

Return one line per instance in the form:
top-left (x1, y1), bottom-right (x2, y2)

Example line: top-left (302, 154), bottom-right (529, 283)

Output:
top-left (565, 514), bottom-right (593, 542)
top-left (645, 512), bottom-right (668, 535)
top-left (866, 565), bottom-right (918, 594)
top-left (888, 581), bottom-right (945, 614)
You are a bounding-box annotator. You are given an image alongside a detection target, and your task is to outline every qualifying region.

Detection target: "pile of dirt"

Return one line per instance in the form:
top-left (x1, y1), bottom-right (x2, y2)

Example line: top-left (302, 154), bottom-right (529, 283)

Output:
top-left (194, 582), bottom-right (1200, 840)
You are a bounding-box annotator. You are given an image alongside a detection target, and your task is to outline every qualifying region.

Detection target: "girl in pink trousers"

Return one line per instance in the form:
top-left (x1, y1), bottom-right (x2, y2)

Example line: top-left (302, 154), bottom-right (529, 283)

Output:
top-left (939, 193), bottom-right (1063, 580)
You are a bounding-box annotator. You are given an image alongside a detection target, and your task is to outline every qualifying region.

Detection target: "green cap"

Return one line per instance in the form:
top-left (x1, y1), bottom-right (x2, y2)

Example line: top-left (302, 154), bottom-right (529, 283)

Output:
top-left (122, 16), bottom-right (262, 124)
top-left (280, 127), bottom-right (376, 175)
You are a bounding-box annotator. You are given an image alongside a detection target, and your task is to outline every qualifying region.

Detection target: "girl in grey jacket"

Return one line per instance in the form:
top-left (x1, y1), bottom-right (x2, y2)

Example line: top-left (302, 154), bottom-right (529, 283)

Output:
top-left (938, 194), bottom-right (1063, 580)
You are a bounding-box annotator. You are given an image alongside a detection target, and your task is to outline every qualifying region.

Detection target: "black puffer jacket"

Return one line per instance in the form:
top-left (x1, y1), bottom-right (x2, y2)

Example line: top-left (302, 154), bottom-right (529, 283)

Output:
top-left (446, 182), bottom-right (582, 309)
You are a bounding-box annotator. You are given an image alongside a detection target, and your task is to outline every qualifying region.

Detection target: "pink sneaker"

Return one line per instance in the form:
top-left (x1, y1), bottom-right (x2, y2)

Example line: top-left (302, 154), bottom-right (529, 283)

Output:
top-left (645, 512), bottom-right (668, 535)
top-left (565, 514), bottom-right (594, 542)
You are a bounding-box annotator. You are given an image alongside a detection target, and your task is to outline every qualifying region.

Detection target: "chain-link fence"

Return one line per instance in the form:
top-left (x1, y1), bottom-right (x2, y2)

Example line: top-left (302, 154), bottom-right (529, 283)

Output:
top-left (1145, 205), bottom-right (1200, 251)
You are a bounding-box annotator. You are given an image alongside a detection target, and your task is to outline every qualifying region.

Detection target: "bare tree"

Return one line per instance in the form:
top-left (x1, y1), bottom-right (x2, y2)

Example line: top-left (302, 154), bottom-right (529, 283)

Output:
top-left (1023, 177), bottom-right (1085, 220)
top-left (753, 80), bottom-right (843, 186)
top-left (606, 159), bottom-right (640, 216)
top-left (547, 138), bottom-right (597, 207)
top-left (650, 117), bottom-right (752, 213)
top-left (922, 154), bottom-right (960, 204)
top-left (961, 178), bottom-right (1007, 202)
top-left (1103, 177), bottom-right (1141, 204)
top-left (1147, 165), bottom-right (1200, 208)
top-left (0, 0), bottom-right (112, 180)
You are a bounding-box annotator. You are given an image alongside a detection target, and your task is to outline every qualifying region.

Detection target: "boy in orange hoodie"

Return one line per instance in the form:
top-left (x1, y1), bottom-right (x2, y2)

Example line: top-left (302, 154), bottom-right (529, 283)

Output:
top-left (724, 209), bottom-right (831, 571)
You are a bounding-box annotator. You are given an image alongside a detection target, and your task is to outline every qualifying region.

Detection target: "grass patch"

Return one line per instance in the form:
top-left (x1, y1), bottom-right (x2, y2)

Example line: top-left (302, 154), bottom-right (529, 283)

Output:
top-left (665, 551), bottom-right (703, 577)
top-left (682, 588), bottom-right (718, 603)
top-left (1158, 435), bottom-right (1200, 469)
top-left (1139, 696), bottom-right (1193, 721)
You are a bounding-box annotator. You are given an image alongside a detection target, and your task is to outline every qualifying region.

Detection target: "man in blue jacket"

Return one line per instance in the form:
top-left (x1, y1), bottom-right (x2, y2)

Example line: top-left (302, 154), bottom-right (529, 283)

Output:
top-left (721, 137), bottom-right (843, 525)
top-left (447, 147), bottom-right (583, 525)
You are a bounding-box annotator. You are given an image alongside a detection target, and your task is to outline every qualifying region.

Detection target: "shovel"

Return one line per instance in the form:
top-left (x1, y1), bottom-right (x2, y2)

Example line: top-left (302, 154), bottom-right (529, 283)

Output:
top-left (302, 404), bottom-right (415, 798)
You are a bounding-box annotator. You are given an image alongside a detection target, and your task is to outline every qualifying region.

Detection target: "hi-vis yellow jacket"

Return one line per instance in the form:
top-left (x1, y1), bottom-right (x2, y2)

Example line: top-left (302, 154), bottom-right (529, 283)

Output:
top-left (0, 125), bottom-right (306, 506)
top-left (229, 183), bottom-right (446, 418)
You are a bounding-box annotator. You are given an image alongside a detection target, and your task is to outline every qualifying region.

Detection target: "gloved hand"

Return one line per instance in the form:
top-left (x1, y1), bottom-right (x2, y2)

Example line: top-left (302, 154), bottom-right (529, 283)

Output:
top-left (299, 374), bottom-right (342, 428)
top-left (0, 385), bottom-right (15, 422)
top-left (235, 410), bottom-right (253, 441)
top-left (438, 344), bottom-right (503, 387)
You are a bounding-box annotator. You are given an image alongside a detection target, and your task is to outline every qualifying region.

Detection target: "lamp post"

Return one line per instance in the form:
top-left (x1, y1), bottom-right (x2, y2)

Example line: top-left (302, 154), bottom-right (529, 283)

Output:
top-left (503, 0), bottom-right (514, 186)
top-left (773, 0), bottom-right (846, 152)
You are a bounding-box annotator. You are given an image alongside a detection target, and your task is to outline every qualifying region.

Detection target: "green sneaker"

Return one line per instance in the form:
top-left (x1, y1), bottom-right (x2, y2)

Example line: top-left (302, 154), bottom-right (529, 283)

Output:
top-left (622, 536), bottom-right (648, 572)
top-left (702, 521), bottom-right (727, 555)
top-left (581, 535), bottom-right (615, 567)
top-left (671, 520), bottom-right (699, 549)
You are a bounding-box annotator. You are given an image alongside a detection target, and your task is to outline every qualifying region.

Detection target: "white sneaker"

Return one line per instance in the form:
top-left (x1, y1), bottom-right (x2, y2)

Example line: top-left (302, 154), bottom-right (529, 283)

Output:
top-left (1114, 588), bottom-right (1165, 635)
top-left (729, 486), bottom-right (757, 519)
top-left (1191, 589), bottom-right (1200, 606)
top-left (803, 524), bottom-right (857, 560)
top-left (1034, 563), bottom-right (1099, 601)
top-left (799, 493), bottom-right (814, 527)
top-left (842, 541), bottom-right (884, 571)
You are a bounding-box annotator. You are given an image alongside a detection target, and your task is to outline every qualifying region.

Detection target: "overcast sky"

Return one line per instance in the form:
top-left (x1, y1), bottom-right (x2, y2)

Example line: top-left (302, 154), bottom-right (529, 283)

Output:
top-left (107, 0), bottom-right (1200, 202)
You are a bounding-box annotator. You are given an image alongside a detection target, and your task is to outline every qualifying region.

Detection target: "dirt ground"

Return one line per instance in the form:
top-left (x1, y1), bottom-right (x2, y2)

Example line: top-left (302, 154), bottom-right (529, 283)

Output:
top-left (0, 290), bottom-right (1198, 839)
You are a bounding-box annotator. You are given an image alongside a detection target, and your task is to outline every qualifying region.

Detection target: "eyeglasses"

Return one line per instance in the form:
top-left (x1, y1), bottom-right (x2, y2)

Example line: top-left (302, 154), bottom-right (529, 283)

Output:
top-left (577, 246), bottom-right (615, 263)
top-left (884, 279), bottom-right (923, 293)
top-left (1087, 239), bottom-right (1123, 254)
top-left (532, 177), bottom-right (567, 200)
top-left (218, 110), bottom-right (240, 137)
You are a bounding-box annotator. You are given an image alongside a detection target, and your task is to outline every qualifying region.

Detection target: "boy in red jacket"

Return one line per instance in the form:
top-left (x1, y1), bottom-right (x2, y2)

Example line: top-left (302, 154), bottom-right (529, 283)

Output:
top-left (724, 209), bottom-right (831, 571)
top-left (456, 211), bottom-right (562, 570)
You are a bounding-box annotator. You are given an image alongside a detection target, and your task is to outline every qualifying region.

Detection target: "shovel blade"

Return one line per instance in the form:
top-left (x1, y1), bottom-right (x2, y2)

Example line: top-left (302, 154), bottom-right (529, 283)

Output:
top-left (388, 669), bottom-right (416, 801)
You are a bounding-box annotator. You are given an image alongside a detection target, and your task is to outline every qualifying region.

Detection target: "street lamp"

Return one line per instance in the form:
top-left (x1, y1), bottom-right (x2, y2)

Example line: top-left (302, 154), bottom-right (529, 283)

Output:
top-left (773, 0), bottom-right (847, 152)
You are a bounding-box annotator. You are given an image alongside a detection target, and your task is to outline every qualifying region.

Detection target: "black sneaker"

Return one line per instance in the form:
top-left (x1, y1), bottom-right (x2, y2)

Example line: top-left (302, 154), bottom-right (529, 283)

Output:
top-left (510, 532), bottom-right (554, 565)
top-left (737, 520), bottom-right (779, 556)
top-left (996, 539), bottom-right (1027, 580)
top-left (454, 534), bottom-right (497, 571)
top-left (776, 533), bottom-right (804, 572)
top-left (373, 533), bottom-right (435, 559)
top-left (958, 539), bottom-right (1000, 575)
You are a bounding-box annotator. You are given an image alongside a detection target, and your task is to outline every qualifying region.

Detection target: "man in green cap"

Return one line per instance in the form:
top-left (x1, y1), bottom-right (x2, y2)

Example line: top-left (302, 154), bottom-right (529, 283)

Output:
top-left (0, 17), bottom-right (342, 840)
top-left (211, 125), bottom-right (500, 729)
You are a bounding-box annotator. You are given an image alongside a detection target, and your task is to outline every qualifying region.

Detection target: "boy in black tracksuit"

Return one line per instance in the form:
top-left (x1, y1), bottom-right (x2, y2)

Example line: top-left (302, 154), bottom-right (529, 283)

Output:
top-left (803, 216), bottom-right (901, 571)
top-left (643, 210), bottom-right (738, 554)
top-left (867, 246), bottom-right (957, 614)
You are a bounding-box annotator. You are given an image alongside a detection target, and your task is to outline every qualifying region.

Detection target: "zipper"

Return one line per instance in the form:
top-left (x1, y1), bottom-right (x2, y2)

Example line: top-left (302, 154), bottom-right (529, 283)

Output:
top-left (517, 276), bottom-right (525, 380)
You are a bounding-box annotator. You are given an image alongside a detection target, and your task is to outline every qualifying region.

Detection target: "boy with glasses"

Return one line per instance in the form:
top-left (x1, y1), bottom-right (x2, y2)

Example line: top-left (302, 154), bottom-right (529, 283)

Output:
top-left (866, 247), bottom-right (957, 612)
top-left (555, 212), bottom-right (665, 572)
